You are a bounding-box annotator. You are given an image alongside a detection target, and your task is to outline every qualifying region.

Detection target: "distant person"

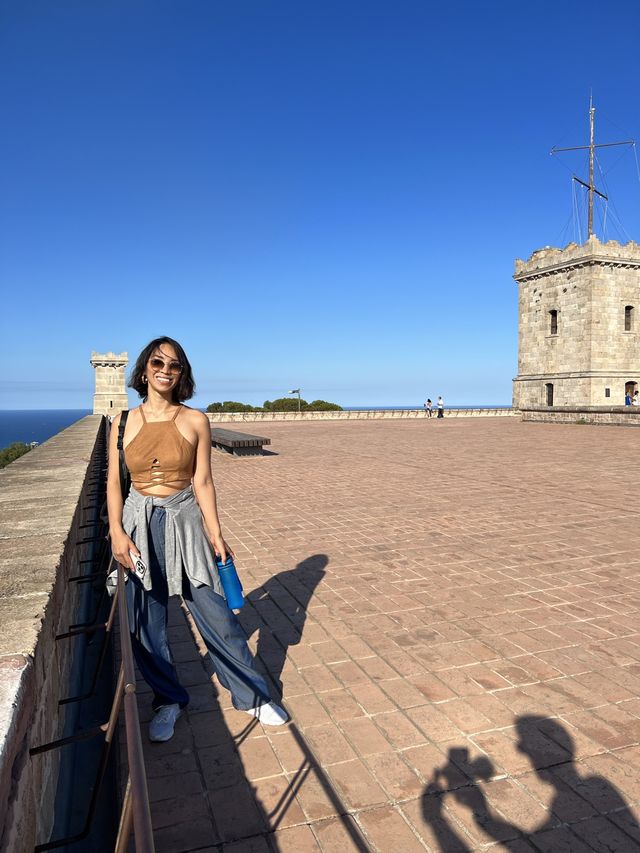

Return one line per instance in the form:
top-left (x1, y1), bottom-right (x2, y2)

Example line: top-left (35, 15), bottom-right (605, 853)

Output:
top-left (437, 396), bottom-right (444, 418)
top-left (633, 390), bottom-right (639, 406)
top-left (107, 336), bottom-right (288, 743)
top-left (425, 398), bottom-right (433, 417)
top-left (625, 391), bottom-right (632, 406)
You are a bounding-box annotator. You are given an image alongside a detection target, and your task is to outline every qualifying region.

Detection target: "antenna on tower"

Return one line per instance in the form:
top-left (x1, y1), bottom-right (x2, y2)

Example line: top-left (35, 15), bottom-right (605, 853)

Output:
top-left (551, 97), bottom-right (634, 239)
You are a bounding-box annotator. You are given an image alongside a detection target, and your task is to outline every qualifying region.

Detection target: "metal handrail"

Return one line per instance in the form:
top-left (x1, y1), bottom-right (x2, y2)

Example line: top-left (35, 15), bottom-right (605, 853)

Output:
top-left (31, 560), bottom-right (155, 852)
top-left (30, 414), bottom-right (155, 852)
top-left (114, 563), bottom-right (154, 852)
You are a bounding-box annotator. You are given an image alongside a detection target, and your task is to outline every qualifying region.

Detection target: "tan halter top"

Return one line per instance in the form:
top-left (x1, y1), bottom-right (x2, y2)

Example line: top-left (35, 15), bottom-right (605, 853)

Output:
top-left (124, 406), bottom-right (196, 493)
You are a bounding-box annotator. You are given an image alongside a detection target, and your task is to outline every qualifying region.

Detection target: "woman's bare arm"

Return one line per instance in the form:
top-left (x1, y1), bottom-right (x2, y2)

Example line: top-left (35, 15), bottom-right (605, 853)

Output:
top-left (107, 412), bottom-right (138, 569)
top-left (191, 411), bottom-right (232, 563)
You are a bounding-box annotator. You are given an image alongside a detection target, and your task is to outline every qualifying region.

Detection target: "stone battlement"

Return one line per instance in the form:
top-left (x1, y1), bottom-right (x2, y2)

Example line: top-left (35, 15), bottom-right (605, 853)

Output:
top-left (515, 235), bottom-right (640, 280)
top-left (90, 351), bottom-right (128, 367)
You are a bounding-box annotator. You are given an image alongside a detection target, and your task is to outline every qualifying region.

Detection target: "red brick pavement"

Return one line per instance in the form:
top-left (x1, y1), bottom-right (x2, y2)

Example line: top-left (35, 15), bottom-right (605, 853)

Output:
top-left (121, 418), bottom-right (640, 852)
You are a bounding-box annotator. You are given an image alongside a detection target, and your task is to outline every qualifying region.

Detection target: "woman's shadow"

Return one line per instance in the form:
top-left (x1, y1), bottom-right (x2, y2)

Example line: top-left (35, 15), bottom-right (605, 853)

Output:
top-left (421, 714), bottom-right (640, 850)
top-left (238, 554), bottom-right (328, 697)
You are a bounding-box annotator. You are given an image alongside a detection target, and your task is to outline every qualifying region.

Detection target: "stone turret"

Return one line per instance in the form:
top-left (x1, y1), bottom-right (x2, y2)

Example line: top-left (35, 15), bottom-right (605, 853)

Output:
top-left (513, 236), bottom-right (640, 408)
top-left (90, 351), bottom-right (129, 416)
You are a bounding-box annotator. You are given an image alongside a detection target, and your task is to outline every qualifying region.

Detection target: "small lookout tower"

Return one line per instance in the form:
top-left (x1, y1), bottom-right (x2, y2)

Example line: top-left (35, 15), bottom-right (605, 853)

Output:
top-left (513, 102), bottom-right (640, 409)
top-left (91, 351), bottom-right (128, 417)
top-left (512, 238), bottom-right (640, 407)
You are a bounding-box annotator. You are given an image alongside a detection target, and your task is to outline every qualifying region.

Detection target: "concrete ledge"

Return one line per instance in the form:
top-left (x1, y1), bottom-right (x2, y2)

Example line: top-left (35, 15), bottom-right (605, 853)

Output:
top-left (0, 655), bottom-right (32, 843)
top-left (520, 406), bottom-right (640, 426)
top-left (207, 407), bottom-right (515, 423)
top-left (0, 415), bottom-right (104, 851)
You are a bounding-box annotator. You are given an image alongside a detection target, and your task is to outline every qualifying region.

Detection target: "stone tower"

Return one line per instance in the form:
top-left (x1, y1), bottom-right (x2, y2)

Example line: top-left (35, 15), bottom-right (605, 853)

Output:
top-left (512, 236), bottom-right (640, 408)
top-left (91, 351), bottom-right (129, 416)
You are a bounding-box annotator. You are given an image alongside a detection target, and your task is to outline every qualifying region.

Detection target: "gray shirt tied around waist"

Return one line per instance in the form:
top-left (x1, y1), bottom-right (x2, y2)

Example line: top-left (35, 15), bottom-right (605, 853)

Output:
top-left (122, 485), bottom-right (224, 599)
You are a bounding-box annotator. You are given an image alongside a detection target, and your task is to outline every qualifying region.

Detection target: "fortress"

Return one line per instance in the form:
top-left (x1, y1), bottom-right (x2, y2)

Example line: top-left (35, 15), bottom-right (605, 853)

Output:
top-left (513, 236), bottom-right (640, 409)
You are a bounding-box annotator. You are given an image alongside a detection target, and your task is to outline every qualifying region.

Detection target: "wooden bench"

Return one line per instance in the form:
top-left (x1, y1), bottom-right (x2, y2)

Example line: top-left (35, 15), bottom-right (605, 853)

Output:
top-left (211, 427), bottom-right (271, 456)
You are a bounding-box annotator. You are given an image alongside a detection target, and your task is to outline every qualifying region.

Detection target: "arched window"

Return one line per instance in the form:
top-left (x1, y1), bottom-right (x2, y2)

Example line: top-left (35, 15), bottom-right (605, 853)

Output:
top-left (545, 383), bottom-right (554, 406)
top-left (549, 310), bottom-right (558, 335)
top-left (625, 305), bottom-right (634, 332)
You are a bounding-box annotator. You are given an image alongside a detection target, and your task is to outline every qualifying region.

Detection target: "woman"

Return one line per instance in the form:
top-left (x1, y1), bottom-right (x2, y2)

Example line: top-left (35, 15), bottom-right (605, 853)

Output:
top-left (107, 336), bottom-right (288, 741)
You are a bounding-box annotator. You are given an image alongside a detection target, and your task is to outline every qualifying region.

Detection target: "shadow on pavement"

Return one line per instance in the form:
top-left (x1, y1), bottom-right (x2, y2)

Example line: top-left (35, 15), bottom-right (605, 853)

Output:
top-left (239, 553), bottom-right (328, 697)
top-left (153, 554), bottom-right (370, 851)
top-left (419, 714), bottom-right (639, 851)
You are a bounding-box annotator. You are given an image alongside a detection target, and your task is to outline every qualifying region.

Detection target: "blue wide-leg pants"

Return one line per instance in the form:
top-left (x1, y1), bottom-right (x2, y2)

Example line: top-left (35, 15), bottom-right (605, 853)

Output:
top-left (125, 506), bottom-right (271, 712)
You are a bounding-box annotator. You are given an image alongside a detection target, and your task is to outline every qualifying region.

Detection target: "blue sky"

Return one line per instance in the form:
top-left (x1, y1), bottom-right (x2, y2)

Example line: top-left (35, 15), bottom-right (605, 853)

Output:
top-left (2, 0), bottom-right (639, 409)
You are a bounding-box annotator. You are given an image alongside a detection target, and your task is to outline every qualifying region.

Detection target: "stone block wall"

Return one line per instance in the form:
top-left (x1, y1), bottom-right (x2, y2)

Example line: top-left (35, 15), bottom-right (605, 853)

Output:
top-left (513, 237), bottom-right (640, 408)
top-left (520, 406), bottom-right (640, 427)
top-left (206, 408), bottom-right (515, 424)
top-left (0, 416), bottom-right (104, 852)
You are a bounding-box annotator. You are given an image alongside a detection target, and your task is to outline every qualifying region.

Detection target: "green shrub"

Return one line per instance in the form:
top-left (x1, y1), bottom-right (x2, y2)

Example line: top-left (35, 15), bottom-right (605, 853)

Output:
top-left (263, 397), bottom-right (310, 411)
top-left (0, 442), bottom-right (31, 469)
top-left (307, 400), bottom-right (343, 411)
top-left (208, 398), bottom-right (343, 413)
top-left (207, 401), bottom-right (260, 413)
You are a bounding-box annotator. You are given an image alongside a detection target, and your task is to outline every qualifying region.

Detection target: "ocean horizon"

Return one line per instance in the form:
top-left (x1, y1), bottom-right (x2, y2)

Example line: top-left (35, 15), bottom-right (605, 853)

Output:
top-left (0, 405), bottom-right (512, 448)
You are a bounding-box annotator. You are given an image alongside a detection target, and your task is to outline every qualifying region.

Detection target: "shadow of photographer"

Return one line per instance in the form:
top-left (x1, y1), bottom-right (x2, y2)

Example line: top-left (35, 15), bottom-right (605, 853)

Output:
top-left (421, 715), bottom-right (639, 850)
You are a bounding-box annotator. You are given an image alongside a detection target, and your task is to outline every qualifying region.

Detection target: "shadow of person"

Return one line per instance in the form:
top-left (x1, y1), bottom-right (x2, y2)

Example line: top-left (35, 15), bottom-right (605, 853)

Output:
top-left (238, 554), bottom-right (328, 697)
top-left (421, 715), bottom-right (640, 851)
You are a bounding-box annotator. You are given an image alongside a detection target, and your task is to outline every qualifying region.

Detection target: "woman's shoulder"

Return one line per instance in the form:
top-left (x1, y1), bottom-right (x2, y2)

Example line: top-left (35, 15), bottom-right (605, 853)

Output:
top-left (179, 406), bottom-right (209, 427)
top-left (116, 406), bottom-right (144, 422)
top-left (112, 406), bottom-right (143, 432)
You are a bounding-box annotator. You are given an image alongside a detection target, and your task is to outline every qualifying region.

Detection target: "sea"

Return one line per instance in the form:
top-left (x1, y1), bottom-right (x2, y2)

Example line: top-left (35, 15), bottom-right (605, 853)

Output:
top-left (0, 410), bottom-right (92, 448)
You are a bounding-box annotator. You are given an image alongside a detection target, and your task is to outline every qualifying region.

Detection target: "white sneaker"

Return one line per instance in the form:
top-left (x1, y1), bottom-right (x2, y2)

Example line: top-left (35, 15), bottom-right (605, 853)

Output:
top-left (244, 701), bottom-right (289, 726)
top-left (149, 704), bottom-right (182, 742)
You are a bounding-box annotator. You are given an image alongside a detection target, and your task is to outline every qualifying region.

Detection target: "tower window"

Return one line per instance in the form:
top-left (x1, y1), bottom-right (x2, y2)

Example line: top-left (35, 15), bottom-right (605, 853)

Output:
top-left (605, 388), bottom-right (611, 398)
top-left (545, 383), bottom-right (554, 406)
top-left (549, 310), bottom-right (558, 335)
top-left (625, 305), bottom-right (634, 331)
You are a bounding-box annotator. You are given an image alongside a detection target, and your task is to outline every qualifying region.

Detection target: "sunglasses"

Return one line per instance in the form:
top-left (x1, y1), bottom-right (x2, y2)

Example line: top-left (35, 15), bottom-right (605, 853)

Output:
top-left (148, 357), bottom-right (183, 374)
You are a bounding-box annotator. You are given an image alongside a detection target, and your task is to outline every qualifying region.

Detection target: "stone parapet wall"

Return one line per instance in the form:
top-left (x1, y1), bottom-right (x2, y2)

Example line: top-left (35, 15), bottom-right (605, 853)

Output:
top-left (207, 408), bottom-right (515, 424)
top-left (520, 406), bottom-right (640, 426)
top-left (0, 415), bottom-right (104, 852)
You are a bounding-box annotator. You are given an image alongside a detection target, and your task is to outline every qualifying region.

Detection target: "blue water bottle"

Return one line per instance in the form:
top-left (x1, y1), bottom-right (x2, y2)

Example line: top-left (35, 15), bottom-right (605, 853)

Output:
top-left (215, 554), bottom-right (244, 610)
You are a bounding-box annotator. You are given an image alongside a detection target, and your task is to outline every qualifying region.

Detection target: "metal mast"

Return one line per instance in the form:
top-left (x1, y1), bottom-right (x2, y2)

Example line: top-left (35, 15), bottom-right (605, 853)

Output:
top-left (588, 97), bottom-right (595, 236)
top-left (551, 98), bottom-right (634, 240)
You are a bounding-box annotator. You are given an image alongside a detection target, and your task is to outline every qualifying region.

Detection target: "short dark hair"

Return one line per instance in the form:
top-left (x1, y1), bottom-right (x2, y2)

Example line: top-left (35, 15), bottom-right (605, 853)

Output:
top-left (128, 337), bottom-right (196, 403)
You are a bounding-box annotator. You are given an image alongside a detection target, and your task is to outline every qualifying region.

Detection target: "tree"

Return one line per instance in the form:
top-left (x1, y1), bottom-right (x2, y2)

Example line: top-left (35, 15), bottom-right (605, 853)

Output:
top-left (0, 442), bottom-right (31, 469)
top-left (208, 398), bottom-right (343, 413)
top-left (207, 401), bottom-right (260, 413)
top-left (307, 400), bottom-right (343, 411)
top-left (263, 397), bottom-right (309, 411)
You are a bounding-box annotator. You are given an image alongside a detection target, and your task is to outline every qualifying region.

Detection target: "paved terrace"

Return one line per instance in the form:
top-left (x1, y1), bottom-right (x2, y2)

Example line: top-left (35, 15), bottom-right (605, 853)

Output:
top-left (130, 417), bottom-right (640, 852)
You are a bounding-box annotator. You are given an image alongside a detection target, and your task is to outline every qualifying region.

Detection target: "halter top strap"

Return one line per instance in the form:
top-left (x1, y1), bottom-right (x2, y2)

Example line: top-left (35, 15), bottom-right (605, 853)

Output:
top-left (172, 405), bottom-right (182, 421)
top-left (139, 405), bottom-right (147, 423)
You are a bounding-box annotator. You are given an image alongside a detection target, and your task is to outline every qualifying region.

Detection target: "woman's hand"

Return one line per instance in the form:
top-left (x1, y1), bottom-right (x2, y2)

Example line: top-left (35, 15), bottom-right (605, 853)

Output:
top-left (111, 530), bottom-right (139, 570)
top-left (210, 531), bottom-right (234, 565)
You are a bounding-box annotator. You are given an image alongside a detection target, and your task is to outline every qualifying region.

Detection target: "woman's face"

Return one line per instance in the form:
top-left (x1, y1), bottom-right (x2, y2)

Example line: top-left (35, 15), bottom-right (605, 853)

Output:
top-left (145, 344), bottom-right (182, 396)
